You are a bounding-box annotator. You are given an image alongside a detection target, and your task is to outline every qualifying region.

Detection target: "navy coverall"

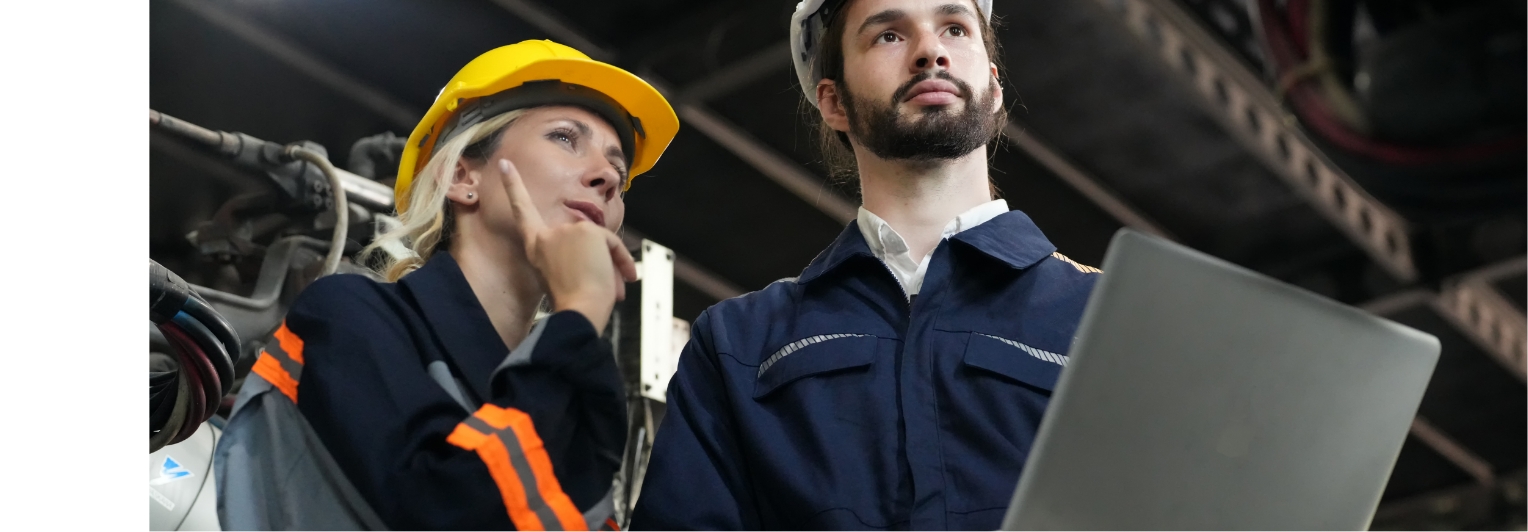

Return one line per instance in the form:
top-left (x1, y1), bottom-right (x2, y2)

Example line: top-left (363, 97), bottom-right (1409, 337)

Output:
top-left (247, 252), bottom-right (625, 530)
top-left (631, 210), bottom-right (1099, 530)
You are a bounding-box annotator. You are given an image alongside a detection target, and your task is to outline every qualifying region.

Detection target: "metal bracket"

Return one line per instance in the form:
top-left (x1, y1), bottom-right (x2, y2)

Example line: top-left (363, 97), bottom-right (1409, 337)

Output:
top-left (1094, 0), bottom-right (1418, 282)
top-left (637, 239), bottom-right (681, 402)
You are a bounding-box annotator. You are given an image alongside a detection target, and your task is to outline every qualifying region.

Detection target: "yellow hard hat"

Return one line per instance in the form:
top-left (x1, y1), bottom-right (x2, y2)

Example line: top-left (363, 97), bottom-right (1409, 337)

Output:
top-left (395, 40), bottom-right (679, 212)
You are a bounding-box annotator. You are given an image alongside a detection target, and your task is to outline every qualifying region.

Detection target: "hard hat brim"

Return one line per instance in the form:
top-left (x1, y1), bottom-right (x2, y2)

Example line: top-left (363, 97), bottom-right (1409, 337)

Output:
top-left (397, 56), bottom-right (678, 212)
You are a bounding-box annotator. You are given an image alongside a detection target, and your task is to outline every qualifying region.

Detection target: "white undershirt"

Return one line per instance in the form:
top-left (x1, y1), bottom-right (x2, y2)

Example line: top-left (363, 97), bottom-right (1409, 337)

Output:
top-left (857, 199), bottom-right (1010, 299)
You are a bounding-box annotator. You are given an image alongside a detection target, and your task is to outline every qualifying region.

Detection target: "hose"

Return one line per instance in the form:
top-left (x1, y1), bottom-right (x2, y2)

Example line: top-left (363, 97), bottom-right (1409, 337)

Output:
top-left (287, 145), bottom-right (348, 276)
top-left (150, 366), bottom-right (191, 453)
top-left (1255, 0), bottom-right (1524, 166)
top-left (150, 260), bottom-right (245, 451)
top-left (172, 311), bottom-right (234, 393)
top-left (182, 295), bottom-right (244, 368)
top-left (161, 325), bottom-right (214, 443)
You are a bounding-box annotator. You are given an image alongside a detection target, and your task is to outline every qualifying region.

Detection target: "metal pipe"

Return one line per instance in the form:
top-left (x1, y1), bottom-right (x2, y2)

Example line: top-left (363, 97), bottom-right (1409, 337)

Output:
top-left (287, 146), bottom-right (349, 276)
top-left (150, 109), bottom-right (223, 148)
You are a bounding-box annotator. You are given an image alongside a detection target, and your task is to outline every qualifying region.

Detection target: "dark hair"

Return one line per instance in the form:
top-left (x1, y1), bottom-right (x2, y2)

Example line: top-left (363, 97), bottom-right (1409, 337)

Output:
top-left (810, 0), bottom-right (1008, 196)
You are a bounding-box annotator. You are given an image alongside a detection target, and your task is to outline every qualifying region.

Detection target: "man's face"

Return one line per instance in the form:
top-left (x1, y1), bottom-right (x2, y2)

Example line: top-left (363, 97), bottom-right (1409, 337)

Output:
top-left (831, 0), bottom-right (1002, 161)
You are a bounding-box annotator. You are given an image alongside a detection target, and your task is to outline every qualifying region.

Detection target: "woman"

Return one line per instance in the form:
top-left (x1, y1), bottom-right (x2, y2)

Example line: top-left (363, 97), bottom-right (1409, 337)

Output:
top-left (215, 40), bottom-right (679, 531)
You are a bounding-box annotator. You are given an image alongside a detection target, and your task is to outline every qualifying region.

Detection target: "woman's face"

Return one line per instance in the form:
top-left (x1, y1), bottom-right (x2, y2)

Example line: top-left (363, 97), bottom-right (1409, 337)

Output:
top-left (472, 105), bottom-right (630, 235)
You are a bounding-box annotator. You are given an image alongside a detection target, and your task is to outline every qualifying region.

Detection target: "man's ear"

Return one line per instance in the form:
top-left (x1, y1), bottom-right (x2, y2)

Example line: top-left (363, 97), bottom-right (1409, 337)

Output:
top-left (446, 159), bottom-right (482, 206)
top-left (817, 79), bottom-right (851, 134)
top-left (989, 62), bottom-right (1004, 114)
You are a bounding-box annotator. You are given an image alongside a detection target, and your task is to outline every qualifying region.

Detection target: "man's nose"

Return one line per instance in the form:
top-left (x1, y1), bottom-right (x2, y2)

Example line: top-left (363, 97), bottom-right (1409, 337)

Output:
top-left (911, 30), bottom-right (951, 72)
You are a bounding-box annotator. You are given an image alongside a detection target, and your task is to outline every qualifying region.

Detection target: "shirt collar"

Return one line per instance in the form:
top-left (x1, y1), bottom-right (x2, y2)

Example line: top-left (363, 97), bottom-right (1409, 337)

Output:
top-left (397, 252), bottom-right (510, 404)
top-left (801, 206), bottom-right (1056, 284)
top-left (855, 199), bottom-right (1011, 260)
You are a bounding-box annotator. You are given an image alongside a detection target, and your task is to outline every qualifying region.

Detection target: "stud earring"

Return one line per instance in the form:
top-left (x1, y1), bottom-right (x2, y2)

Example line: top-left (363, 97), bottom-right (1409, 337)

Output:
top-left (466, 192), bottom-right (475, 200)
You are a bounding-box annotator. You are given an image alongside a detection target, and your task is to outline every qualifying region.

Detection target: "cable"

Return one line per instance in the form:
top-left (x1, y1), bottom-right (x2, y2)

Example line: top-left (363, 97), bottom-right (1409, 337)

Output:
top-left (150, 365), bottom-right (191, 453)
top-left (1256, 0), bottom-right (1525, 167)
top-left (287, 145), bottom-right (349, 276)
top-left (182, 295), bottom-right (243, 370)
top-left (162, 324), bottom-right (218, 443)
top-left (171, 311), bottom-right (234, 394)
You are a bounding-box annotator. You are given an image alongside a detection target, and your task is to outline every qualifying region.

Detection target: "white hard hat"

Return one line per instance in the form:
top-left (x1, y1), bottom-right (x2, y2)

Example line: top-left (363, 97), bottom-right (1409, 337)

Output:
top-left (790, 0), bottom-right (994, 108)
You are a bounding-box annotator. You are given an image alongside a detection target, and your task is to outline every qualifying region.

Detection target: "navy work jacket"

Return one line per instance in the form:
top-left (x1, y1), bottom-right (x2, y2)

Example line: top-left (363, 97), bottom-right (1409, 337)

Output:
top-left (231, 252), bottom-right (625, 530)
top-left (631, 210), bottom-right (1100, 530)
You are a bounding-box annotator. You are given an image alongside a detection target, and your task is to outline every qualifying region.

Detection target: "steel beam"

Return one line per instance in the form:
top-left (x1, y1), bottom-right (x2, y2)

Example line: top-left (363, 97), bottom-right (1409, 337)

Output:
top-left (678, 104), bottom-right (856, 224)
top-left (1090, 0), bottom-right (1418, 282)
top-left (168, 0), bottom-right (419, 130)
top-left (621, 229), bottom-right (746, 301)
top-left (167, 0), bottom-right (748, 301)
top-left (1361, 257), bottom-right (1527, 381)
top-left (1410, 417), bottom-right (1497, 487)
top-left (484, 1), bottom-right (856, 225)
top-left (1434, 257), bottom-right (1528, 380)
top-left (677, 41), bottom-right (794, 103)
top-left (486, 0), bottom-right (615, 62)
top-left (1002, 124), bottom-right (1176, 240)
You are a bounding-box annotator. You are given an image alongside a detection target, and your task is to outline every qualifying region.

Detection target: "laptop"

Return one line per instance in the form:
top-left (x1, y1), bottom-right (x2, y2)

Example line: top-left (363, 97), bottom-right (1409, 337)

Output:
top-left (1000, 229), bottom-right (1440, 530)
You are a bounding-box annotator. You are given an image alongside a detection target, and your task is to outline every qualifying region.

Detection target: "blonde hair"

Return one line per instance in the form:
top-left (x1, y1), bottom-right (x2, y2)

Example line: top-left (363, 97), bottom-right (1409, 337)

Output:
top-left (363, 109), bottom-right (529, 281)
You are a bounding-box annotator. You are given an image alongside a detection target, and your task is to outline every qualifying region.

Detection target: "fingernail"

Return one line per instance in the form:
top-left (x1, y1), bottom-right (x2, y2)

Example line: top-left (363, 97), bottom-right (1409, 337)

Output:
top-left (498, 159), bottom-right (511, 173)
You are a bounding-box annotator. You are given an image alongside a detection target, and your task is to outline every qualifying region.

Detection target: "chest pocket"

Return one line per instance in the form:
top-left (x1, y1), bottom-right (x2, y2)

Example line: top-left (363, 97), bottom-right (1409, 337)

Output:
top-left (962, 332), bottom-right (1068, 392)
top-left (753, 334), bottom-right (880, 399)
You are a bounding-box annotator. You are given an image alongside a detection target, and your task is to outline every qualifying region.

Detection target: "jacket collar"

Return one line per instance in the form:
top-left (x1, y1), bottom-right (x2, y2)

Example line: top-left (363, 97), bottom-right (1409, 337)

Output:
top-left (398, 252), bottom-right (509, 404)
top-left (798, 209), bottom-right (1057, 284)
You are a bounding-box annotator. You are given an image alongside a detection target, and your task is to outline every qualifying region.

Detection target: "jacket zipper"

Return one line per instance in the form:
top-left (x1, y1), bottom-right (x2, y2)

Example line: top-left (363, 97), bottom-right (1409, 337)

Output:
top-left (876, 257), bottom-right (916, 523)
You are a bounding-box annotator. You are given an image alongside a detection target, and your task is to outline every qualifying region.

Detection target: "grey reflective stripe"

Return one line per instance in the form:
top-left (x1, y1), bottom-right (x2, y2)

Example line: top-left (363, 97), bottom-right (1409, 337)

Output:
top-left (582, 488), bottom-right (615, 530)
top-left (265, 338), bottom-right (304, 382)
top-left (463, 416), bottom-right (566, 531)
top-left (757, 334), bottom-right (872, 377)
top-left (976, 333), bottom-right (1069, 367)
top-left (427, 361), bottom-right (473, 411)
top-left (495, 318), bottom-right (549, 375)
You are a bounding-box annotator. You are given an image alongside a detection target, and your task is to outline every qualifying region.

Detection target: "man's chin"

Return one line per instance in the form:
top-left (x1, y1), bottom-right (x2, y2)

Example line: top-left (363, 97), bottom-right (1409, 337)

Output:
top-left (900, 100), bottom-right (967, 116)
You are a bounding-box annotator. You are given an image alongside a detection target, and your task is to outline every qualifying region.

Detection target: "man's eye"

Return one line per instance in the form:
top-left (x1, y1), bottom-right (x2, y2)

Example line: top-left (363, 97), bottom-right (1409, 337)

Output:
top-left (877, 32), bottom-right (899, 43)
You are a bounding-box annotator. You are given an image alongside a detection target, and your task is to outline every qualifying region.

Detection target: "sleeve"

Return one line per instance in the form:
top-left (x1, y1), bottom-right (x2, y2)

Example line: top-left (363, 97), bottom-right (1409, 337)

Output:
top-left (282, 277), bottom-right (619, 531)
top-left (491, 310), bottom-right (628, 517)
top-left (628, 310), bottom-right (759, 530)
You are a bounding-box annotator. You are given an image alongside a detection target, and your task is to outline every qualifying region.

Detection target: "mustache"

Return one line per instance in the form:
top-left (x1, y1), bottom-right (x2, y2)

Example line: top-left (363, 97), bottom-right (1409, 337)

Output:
top-left (889, 70), bottom-right (975, 105)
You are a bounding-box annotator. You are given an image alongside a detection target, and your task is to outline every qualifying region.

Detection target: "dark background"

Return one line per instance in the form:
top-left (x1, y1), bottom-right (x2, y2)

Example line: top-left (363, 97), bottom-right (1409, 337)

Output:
top-left (149, 0), bottom-right (1526, 528)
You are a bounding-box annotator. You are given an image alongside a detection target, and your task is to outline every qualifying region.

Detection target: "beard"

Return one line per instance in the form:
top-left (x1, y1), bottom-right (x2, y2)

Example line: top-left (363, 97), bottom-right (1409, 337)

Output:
top-left (841, 70), bottom-right (1002, 162)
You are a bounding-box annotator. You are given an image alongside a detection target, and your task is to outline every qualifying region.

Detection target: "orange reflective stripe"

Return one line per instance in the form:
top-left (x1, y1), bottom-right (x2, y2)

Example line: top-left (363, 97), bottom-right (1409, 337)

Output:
top-left (250, 351), bottom-right (299, 403)
top-left (447, 405), bottom-right (587, 531)
top-left (273, 322), bottom-right (305, 364)
top-left (251, 321), bottom-right (305, 403)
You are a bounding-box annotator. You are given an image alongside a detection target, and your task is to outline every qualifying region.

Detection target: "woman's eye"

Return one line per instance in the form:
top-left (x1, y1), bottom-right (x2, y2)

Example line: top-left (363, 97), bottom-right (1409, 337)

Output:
top-left (548, 129), bottom-right (576, 145)
top-left (948, 25), bottom-right (967, 37)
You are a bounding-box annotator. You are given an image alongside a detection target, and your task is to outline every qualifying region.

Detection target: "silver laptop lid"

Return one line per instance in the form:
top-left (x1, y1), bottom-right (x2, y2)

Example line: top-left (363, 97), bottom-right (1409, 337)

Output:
top-left (1003, 229), bottom-right (1440, 530)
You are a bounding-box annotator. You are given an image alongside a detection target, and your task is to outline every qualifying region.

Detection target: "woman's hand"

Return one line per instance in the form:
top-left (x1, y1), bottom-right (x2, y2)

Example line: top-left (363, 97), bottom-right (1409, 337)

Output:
top-left (496, 158), bottom-right (638, 333)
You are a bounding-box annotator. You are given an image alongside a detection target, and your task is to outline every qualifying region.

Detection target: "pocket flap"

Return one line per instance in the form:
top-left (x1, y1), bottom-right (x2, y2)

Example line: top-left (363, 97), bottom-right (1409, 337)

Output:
top-left (754, 334), bottom-right (879, 399)
top-left (963, 333), bottom-right (1066, 391)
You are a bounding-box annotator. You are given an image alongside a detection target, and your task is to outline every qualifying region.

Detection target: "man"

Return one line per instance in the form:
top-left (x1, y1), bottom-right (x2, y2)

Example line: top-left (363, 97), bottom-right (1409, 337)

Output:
top-left (630, 0), bottom-right (1099, 528)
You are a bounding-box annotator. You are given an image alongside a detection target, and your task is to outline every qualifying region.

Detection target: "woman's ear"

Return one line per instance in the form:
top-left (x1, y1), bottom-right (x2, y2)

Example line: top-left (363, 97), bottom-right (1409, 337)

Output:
top-left (446, 159), bottom-right (482, 206)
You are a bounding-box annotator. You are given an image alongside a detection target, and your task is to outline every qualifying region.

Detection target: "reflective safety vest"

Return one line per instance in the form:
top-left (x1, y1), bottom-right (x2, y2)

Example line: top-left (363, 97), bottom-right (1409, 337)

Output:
top-left (216, 253), bottom-right (625, 530)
